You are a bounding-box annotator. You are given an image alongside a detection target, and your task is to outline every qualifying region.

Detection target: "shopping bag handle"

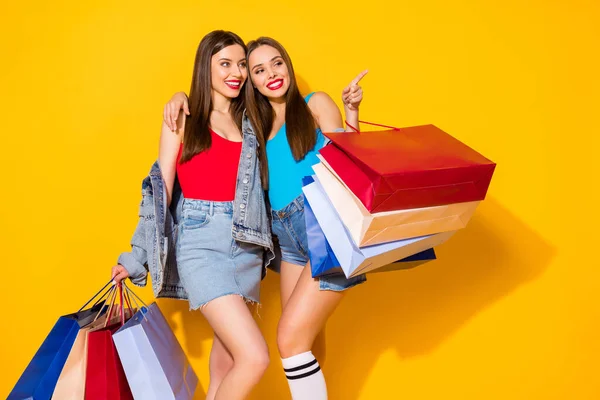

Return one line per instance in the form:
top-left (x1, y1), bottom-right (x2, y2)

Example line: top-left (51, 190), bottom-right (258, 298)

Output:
top-left (92, 284), bottom-right (117, 323)
top-left (104, 282), bottom-right (132, 328)
top-left (123, 283), bottom-right (151, 318)
top-left (77, 278), bottom-right (114, 312)
top-left (103, 284), bottom-right (120, 327)
top-left (121, 283), bottom-right (151, 322)
top-left (122, 282), bottom-right (148, 309)
top-left (345, 120), bottom-right (401, 133)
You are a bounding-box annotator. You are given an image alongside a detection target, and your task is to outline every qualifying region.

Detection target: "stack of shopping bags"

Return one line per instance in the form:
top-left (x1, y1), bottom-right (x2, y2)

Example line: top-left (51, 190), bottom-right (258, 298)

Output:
top-left (303, 123), bottom-right (496, 278)
top-left (8, 280), bottom-right (198, 400)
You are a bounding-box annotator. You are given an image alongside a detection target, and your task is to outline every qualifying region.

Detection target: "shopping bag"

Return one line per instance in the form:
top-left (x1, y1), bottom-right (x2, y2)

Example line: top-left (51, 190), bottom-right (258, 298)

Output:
top-left (8, 283), bottom-right (110, 400)
top-left (313, 160), bottom-right (479, 246)
top-left (320, 124), bottom-right (496, 213)
top-left (51, 303), bottom-right (135, 400)
top-left (303, 176), bottom-right (455, 277)
top-left (113, 288), bottom-right (198, 400)
top-left (49, 328), bottom-right (89, 400)
top-left (85, 283), bottom-right (134, 400)
top-left (304, 186), bottom-right (437, 277)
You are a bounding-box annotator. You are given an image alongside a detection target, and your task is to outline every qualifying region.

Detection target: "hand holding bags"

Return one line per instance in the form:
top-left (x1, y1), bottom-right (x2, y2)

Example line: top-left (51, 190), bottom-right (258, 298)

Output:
top-left (9, 280), bottom-right (197, 400)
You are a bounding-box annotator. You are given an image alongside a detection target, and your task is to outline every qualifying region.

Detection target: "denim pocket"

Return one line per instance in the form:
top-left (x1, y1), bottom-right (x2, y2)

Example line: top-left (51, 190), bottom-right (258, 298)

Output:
top-left (183, 209), bottom-right (209, 230)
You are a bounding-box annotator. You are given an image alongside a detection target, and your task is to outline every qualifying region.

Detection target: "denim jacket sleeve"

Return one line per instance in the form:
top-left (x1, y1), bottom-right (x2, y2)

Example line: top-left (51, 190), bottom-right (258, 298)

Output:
top-left (117, 176), bottom-right (154, 287)
top-left (117, 216), bottom-right (149, 287)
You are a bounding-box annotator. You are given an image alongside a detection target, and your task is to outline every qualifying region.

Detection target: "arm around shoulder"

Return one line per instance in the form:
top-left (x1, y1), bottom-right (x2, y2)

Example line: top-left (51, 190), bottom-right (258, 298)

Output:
top-left (159, 110), bottom-right (186, 206)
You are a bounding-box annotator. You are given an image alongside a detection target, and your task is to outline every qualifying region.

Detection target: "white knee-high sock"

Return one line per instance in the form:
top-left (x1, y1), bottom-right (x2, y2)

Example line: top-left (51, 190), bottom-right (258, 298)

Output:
top-left (281, 351), bottom-right (327, 400)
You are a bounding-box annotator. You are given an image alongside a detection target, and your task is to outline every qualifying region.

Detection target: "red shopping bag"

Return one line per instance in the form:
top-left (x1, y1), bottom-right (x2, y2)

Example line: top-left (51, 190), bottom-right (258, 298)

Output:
top-left (84, 283), bottom-right (134, 400)
top-left (320, 123), bottom-right (496, 213)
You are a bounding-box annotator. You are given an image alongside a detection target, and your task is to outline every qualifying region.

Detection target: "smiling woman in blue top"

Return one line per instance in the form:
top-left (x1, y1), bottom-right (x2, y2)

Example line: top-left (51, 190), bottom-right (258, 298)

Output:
top-left (165, 36), bottom-right (367, 400)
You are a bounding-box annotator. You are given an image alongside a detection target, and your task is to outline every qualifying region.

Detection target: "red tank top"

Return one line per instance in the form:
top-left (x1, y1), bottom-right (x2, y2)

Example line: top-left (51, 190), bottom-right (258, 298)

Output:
top-left (177, 130), bottom-right (242, 201)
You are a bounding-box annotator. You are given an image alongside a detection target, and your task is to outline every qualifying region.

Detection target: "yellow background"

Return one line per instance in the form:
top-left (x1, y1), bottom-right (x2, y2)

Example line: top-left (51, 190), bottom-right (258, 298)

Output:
top-left (1, 0), bottom-right (598, 399)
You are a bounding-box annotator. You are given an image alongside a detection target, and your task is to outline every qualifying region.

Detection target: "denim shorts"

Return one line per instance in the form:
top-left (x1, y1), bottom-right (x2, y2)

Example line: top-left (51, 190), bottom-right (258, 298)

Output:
top-left (270, 194), bottom-right (366, 292)
top-left (176, 199), bottom-right (263, 309)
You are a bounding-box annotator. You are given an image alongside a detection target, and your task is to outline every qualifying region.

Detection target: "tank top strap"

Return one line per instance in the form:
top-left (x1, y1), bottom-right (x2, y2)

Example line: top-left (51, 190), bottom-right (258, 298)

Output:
top-left (304, 92), bottom-right (316, 103)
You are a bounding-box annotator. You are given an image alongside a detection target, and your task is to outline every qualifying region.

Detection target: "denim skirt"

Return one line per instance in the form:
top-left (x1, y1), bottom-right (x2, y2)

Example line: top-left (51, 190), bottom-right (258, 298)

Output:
top-left (176, 198), bottom-right (263, 309)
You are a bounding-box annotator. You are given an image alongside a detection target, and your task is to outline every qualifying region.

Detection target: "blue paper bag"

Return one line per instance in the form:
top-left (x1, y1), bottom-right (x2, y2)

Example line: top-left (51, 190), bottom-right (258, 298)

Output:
top-left (8, 301), bottom-right (106, 400)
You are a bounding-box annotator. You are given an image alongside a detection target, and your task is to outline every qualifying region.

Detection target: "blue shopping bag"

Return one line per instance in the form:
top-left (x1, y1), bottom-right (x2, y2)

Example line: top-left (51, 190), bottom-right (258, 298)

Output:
top-left (8, 282), bottom-right (110, 400)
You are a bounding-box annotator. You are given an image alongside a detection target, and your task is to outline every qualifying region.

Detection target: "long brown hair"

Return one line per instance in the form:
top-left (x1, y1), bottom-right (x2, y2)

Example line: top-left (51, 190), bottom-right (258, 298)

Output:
top-left (245, 37), bottom-right (317, 164)
top-left (180, 30), bottom-right (247, 163)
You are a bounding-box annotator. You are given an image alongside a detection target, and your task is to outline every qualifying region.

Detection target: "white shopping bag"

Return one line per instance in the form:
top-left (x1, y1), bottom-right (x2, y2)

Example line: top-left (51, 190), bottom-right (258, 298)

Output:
top-left (302, 177), bottom-right (455, 277)
top-left (113, 301), bottom-right (197, 400)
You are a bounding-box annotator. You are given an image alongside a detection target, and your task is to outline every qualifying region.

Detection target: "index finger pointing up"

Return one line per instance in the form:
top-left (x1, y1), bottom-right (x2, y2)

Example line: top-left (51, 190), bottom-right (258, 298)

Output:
top-left (350, 69), bottom-right (369, 85)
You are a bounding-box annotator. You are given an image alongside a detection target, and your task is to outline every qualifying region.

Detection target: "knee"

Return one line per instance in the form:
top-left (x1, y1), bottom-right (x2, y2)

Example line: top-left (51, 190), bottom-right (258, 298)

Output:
top-left (211, 352), bottom-right (234, 379)
top-left (252, 347), bottom-right (271, 374)
top-left (277, 318), bottom-right (309, 358)
top-left (237, 346), bottom-right (270, 378)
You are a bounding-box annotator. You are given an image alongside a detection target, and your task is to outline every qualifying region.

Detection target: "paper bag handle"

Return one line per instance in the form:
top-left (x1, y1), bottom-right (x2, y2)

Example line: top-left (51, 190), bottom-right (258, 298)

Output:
top-left (345, 120), bottom-right (401, 133)
top-left (104, 282), bottom-right (128, 328)
top-left (77, 278), bottom-right (114, 312)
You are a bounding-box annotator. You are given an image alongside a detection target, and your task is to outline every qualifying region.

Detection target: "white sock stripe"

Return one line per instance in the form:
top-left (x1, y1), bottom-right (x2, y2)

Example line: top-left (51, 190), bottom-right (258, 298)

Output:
top-left (281, 352), bottom-right (328, 399)
top-left (286, 365), bottom-right (322, 380)
top-left (281, 351), bottom-right (316, 369)
top-left (283, 358), bottom-right (318, 373)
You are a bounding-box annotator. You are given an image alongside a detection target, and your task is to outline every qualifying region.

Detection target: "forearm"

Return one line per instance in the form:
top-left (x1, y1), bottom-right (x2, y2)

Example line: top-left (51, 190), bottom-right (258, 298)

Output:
top-left (344, 106), bottom-right (359, 132)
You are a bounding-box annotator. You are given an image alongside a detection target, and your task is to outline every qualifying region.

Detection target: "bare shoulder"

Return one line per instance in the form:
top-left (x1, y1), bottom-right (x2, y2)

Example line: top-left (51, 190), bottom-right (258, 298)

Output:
top-left (307, 91), bottom-right (335, 109)
top-left (306, 91), bottom-right (338, 118)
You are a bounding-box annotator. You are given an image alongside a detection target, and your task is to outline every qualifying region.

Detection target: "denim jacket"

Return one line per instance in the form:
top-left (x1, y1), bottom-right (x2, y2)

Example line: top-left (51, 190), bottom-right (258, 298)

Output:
top-left (118, 114), bottom-right (275, 300)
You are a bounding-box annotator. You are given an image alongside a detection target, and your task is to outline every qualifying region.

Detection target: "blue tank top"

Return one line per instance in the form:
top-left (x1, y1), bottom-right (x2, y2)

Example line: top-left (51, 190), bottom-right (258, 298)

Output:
top-left (267, 92), bottom-right (326, 210)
